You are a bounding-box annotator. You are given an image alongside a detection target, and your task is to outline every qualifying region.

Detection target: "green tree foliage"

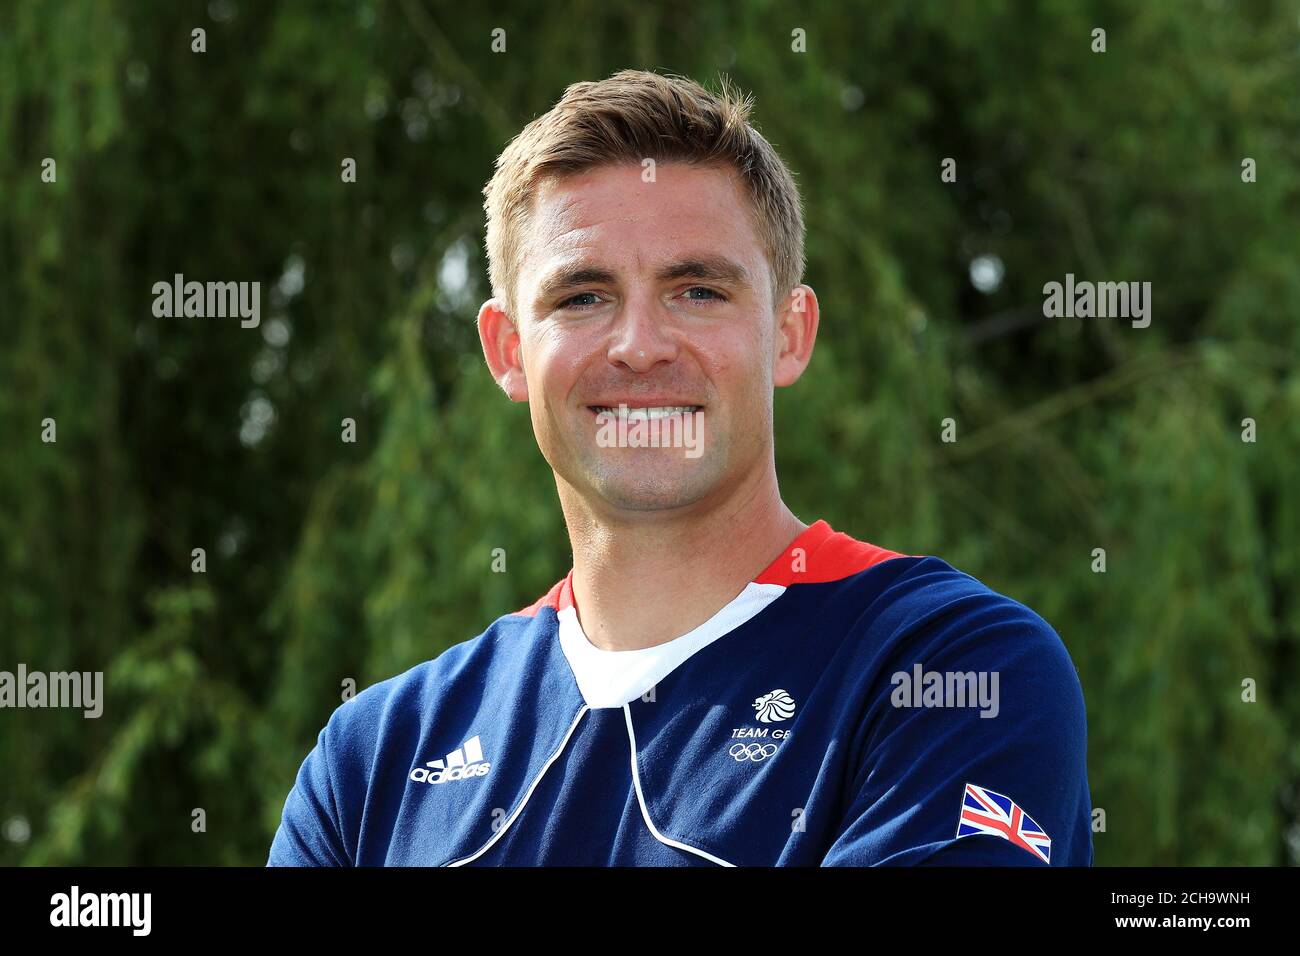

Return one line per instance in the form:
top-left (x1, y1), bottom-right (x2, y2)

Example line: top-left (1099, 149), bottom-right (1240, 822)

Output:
top-left (1, 0), bottom-right (1296, 865)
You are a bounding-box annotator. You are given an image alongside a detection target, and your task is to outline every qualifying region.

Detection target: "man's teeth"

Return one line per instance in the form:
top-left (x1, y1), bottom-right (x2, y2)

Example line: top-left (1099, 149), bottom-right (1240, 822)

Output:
top-left (593, 405), bottom-right (700, 420)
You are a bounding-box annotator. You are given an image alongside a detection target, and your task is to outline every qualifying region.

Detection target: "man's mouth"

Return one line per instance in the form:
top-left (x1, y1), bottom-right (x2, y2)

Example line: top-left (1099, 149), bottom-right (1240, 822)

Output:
top-left (588, 404), bottom-right (703, 420)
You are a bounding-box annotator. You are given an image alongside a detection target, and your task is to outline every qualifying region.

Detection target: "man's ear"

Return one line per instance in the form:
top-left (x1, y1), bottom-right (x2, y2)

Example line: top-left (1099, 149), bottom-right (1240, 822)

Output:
top-left (477, 297), bottom-right (529, 402)
top-left (773, 284), bottom-right (819, 388)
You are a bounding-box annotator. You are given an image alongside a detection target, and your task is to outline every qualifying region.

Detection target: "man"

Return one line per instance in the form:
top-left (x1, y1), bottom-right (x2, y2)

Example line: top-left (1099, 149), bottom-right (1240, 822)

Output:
top-left (268, 69), bottom-right (1092, 866)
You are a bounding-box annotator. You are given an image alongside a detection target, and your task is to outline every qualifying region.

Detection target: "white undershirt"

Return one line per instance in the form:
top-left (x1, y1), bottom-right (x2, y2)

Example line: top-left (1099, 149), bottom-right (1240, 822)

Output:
top-left (556, 582), bottom-right (787, 709)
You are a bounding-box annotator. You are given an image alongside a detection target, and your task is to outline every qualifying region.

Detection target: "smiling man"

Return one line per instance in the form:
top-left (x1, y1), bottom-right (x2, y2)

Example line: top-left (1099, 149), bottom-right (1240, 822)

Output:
top-left (268, 69), bottom-right (1093, 867)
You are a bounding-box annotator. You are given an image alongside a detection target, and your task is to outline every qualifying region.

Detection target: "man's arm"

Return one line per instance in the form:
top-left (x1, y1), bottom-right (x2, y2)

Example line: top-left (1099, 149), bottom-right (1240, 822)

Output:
top-left (267, 720), bottom-right (352, 867)
top-left (820, 596), bottom-right (1093, 866)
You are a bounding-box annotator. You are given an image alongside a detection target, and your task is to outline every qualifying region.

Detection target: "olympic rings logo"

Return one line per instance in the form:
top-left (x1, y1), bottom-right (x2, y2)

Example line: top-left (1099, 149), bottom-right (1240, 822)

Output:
top-left (729, 743), bottom-right (777, 762)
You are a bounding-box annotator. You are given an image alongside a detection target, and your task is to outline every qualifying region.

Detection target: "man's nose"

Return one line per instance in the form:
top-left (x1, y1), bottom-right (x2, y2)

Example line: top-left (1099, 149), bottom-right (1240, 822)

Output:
top-left (606, 298), bottom-right (678, 372)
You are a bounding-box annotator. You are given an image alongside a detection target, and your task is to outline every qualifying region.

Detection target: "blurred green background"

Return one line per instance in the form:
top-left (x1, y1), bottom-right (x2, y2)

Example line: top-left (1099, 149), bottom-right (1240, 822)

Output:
top-left (2, 0), bottom-right (1297, 865)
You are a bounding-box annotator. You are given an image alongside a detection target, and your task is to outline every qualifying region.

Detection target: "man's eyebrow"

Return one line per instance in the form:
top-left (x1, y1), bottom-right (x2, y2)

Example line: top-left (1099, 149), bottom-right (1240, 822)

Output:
top-left (654, 255), bottom-right (751, 286)
top-left (534, 265), bottom-right (619, 306)
top-left (533, 255), bottom-right (752, 306)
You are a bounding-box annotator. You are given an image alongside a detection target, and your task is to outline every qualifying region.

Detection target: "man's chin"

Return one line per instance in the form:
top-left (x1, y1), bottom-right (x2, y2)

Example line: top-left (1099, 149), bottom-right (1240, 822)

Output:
top-left (583, 470), bottom-right (717, 514)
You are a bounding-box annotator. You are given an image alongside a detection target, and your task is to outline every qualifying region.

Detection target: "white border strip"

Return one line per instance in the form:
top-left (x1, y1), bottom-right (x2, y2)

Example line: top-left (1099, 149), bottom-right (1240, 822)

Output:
top-left (558, 582), bottom-right (787, 709)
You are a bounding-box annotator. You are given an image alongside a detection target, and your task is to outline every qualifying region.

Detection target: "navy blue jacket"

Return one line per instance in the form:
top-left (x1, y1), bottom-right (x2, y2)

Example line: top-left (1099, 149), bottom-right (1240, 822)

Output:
top-left (268, 520), bottom-right (1093, 866)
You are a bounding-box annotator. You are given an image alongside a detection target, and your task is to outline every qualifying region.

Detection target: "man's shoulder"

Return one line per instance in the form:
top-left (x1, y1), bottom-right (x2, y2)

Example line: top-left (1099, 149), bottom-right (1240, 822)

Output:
top-left (318, 603), bottom-right (557, 748)
top-left (890, 556), bottom-right (1072, 667)
top-left (865, 553), bottom-right (1062, 642)
top-left (828, 549), bottom-right (1087, 737)
top-left (798, 531), bottom-right (1056, 635)
top-left (807, 550), bottom-right (1092, 867)
top-left (791, 538), bottom-right (1078, 690)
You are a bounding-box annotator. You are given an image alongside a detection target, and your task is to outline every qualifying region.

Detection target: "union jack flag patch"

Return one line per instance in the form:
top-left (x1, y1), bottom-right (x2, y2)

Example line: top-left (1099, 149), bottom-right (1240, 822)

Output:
top-left (955, 782), bottom-right (1052, 863)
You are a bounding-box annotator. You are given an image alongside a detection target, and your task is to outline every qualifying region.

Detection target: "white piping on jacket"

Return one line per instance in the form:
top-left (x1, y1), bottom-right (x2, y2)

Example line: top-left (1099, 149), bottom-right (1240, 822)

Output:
top-left (443, 704), bottom-right (589, 866)
top-left (623, 703), bottom-right (735, 867)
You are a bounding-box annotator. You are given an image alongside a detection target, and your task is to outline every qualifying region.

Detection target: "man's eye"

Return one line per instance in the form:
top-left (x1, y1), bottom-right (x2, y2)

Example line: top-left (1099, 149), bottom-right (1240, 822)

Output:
top-left (684, 286), bottom-right (726, 303)
top-left (558, 292), bottom-right (601, 310)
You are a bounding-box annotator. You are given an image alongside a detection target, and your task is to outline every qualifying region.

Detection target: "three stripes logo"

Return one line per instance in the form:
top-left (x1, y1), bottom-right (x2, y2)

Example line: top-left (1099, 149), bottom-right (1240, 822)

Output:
top-left (409, 735), bottom-right (491, 784)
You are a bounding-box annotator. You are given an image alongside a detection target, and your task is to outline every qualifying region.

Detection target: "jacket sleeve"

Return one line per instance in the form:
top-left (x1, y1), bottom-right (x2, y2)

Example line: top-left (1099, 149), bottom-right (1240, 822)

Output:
top-left (820, 592), bottom-right (1093, 867)
top-left (267, 719), bottom-right (352, 867)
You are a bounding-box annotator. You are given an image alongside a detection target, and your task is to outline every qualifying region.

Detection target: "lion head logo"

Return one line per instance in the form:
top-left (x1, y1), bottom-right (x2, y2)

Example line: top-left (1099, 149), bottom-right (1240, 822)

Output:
top-left (752, 689), bottom-right (796, 723)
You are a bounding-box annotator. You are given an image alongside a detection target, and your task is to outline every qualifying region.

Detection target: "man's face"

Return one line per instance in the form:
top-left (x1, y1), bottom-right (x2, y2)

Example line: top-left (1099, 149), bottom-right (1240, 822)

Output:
top-left (483, 162), bottom-right (809, 517)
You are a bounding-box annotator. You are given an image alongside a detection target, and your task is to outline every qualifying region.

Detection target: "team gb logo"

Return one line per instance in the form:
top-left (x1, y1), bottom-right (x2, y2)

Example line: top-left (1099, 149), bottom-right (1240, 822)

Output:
top-left (753, 689), bottom-right (796, 723)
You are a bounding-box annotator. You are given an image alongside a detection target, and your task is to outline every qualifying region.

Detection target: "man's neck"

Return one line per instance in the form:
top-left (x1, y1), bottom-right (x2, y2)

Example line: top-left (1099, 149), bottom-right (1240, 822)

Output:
top-left (558, 472), bottom-right (806, 651)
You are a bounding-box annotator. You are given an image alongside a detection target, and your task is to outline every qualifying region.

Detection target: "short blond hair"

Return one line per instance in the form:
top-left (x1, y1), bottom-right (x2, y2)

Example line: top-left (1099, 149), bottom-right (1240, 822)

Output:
top-left (482, 69), bottom-right (805, 317)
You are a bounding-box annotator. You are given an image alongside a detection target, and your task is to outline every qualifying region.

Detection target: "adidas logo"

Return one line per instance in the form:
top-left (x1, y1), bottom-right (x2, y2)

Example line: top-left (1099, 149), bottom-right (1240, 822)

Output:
top-left (409, 735), bottom-right (491, 784)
